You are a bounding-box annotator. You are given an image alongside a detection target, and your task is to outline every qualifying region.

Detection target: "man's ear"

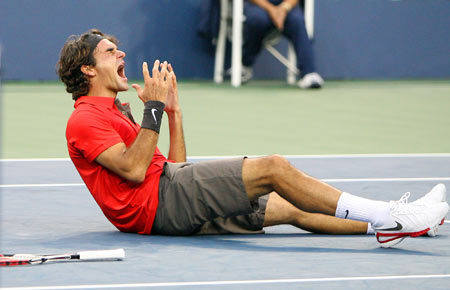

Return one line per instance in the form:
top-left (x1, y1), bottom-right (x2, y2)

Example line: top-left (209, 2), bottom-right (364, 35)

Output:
top-left (81, 65), bottom-right (96, 77)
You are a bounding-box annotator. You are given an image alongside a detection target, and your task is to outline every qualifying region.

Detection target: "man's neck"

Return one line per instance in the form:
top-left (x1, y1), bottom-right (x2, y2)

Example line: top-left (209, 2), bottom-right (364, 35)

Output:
top-left (87, 87), bottom-right (117, 98)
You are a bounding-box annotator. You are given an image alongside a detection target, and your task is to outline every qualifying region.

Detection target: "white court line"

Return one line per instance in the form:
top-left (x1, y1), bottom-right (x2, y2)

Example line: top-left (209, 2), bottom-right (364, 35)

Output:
top-left (1, 153), bottom-right (450, 162)
top-left (190, 153), bottom-right (450, 160)
top-left (2, 177), bottom-right (450, 188)
top-left (323, 177), bottom-right (450, 183)
top-left (0, 158), bottom-right (71, 162)
top-left (0, 183), bottom-right (85, 188)
top-left (3, 274), bottom-right (450, 290)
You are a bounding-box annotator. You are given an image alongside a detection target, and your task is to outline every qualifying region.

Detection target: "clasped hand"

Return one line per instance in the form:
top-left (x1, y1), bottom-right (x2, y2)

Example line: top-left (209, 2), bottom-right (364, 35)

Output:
top-left (268, 5), bottom-right (288, 31)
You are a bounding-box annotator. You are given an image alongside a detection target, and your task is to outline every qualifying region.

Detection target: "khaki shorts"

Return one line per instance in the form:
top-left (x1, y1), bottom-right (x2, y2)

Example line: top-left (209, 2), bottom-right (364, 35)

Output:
top-left (152, 157), bottom-right (267, 235)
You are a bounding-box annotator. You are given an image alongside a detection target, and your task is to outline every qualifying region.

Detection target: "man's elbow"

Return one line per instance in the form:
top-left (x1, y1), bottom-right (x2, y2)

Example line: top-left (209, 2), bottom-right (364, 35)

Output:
top-left (122, 169), bottom-right (146, 184)
top-left (128, 174), bottom-right (146, 184)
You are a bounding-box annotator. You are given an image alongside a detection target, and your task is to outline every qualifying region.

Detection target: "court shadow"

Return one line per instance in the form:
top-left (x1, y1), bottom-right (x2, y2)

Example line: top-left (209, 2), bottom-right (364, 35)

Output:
top-left (41, 231), bottom-right (446, 257)
top-left (176, 234), bottom-right (444, 256)
top-left (47, 231), bottom-right (445, 257)
top-left (44, 231), bottom-right (149, 250)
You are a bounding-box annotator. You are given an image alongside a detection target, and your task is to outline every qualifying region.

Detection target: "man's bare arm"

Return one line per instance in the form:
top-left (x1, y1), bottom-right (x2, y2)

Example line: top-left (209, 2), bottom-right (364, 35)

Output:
top-left (166, 64), bottom-right (186, 162)
top-left (95, 131), bottom-right (159, 183)
top-left (167, 110), bottom-right (186, 162)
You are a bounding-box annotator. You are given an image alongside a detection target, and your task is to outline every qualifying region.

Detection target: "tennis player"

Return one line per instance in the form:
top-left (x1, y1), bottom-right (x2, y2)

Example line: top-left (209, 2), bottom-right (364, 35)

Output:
top-left (57, 29), bottom-right (448, 247)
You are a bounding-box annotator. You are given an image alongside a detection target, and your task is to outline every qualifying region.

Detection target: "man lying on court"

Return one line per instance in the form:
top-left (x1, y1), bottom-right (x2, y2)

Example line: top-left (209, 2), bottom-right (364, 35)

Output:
top-left (57, 29), bottom-right (448, 248)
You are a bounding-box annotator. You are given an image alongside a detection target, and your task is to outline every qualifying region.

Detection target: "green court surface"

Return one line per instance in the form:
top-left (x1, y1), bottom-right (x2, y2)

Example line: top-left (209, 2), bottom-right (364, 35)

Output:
top-left (2, 80), bottom-right (450, 158)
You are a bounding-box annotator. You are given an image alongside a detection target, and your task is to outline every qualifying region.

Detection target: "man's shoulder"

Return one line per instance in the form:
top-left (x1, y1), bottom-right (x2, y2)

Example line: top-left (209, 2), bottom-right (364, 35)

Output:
top-left (72, 101), bottom-right (107, 113)
top-left (69, 104), bottom-right (108, 122)
top-left (67, 105), bottom-right (113, 135)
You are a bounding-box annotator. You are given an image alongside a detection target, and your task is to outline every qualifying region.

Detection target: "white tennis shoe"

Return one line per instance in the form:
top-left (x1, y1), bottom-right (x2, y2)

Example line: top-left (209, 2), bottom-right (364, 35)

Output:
top-left (225, 66), bottom-right (253, 83)
top-left (298, 72), bottom-right (323, 89)
top-left (374, 191), bottom-right (449, 248)
top-left (241, 66), bottom-right (253, 83)
top-left (367, 184), bottom-right (447, 238)
top-left (412, 184), bottom-right (447, 236)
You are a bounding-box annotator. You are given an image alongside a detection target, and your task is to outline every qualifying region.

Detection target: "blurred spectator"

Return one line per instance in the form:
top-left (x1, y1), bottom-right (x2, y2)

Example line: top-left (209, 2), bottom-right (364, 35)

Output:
top-left (243, 0), bottom-right (323, 88)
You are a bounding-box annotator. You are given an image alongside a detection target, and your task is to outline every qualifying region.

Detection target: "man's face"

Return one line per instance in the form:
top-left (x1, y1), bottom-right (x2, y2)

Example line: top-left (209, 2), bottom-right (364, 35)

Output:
top-left (91, 39), bottom-right (128, 95)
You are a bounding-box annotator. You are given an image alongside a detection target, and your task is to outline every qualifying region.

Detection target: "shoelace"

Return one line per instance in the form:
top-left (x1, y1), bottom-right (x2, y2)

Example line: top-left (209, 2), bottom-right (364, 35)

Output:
top-left (390, 192), bottom-right (425, 214)
top-left (398, 192), bottom-right (410, 203)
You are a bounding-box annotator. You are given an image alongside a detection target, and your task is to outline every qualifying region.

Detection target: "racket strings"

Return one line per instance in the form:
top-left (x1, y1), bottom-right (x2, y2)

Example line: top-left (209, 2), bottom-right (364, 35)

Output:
top-left (10, 254), bottom-right (38, 260)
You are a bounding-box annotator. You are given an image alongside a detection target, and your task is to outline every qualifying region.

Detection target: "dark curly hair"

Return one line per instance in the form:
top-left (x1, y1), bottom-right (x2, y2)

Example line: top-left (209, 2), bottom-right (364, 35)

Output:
top-left (57, 29), bottom-right (118, 101)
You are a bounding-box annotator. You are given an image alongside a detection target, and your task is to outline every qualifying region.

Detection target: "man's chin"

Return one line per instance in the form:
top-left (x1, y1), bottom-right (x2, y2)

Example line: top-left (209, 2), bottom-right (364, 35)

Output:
top-left (118, 83), bottom-right (129, 92)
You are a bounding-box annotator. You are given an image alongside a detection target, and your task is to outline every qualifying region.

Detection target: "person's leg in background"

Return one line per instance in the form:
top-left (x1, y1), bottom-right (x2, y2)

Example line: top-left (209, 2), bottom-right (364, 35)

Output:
top-left (283, 4), bottom-right (324, 88)
top-left (242, 2), bottom-right (274, 82)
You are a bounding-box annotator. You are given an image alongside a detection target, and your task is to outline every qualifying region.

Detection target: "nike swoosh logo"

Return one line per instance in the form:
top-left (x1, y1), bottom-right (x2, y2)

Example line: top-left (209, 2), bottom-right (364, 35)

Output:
top-left (377, 221), bottom-right (403, 231)
top-left (344, 210), bottom-right (349, 219)
top-left (151, 108), bottom-right (158, 125)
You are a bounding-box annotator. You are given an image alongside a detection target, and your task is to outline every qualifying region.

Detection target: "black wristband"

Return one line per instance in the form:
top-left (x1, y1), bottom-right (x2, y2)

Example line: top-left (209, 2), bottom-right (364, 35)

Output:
top-left (141, 101), bottom-right (165, 133)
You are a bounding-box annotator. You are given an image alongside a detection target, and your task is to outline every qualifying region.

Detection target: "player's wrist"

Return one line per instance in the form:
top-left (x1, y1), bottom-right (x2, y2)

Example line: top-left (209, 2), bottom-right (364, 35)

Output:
top-left (141, 100), bottom-right (165, 133)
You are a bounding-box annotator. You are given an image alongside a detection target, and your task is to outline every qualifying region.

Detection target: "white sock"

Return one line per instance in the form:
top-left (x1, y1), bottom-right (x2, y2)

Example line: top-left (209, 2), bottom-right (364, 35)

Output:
top-left (335, 192), bottom-right (391, 227)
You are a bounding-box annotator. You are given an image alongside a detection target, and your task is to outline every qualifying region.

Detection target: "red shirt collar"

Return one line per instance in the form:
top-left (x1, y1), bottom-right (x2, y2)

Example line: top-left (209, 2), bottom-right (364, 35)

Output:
top-left (74, 96), bottom-right (116, 109)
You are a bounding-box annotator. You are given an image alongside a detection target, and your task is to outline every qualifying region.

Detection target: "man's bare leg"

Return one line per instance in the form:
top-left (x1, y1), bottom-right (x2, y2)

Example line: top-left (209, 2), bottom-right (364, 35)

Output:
top-left (263, 192), bottom-right (368, 235)
top-left (242, 155), bottom-right (342, 215)
top-left (241, 156), bottom-right (448, 248)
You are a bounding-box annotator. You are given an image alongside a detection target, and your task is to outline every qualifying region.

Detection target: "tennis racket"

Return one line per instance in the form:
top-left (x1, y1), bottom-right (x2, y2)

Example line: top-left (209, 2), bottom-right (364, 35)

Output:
top-left (0, 248), bottom-right (125, 266)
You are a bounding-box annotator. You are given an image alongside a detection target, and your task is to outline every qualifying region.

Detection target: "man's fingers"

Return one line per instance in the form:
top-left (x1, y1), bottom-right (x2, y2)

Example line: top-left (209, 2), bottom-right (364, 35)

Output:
top-left (169, 71), bottom-right (176, 87)
top-left (131, 84), bottom-right (146, 102)
top-left (168, 64), bottom-right (177, 81)
top-left (160, 61), bottom-right (168, 70)
top-left (142, 62), bottom-right (151, 82)
top-left (160, 61), bottom-right (169, 81)
top-left (131, 83), bottom-right (142, 94)
top-left (152, 60), bottom-right (160, 78)
top-left (138, 59), bottom-right (172, 103)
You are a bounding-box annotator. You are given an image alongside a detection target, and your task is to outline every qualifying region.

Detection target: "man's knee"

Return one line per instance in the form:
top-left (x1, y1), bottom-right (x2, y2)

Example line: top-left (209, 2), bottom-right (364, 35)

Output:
top-left (243, 155), bottom-right (302, 199)
top-left (242, 155), bottom-right (290, 192)
top-left (258, 154), bottom-right (292, 178)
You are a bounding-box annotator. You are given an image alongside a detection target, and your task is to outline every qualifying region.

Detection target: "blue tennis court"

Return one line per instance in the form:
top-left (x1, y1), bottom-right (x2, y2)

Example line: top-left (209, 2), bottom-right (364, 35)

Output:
top-left (1, 154), bottom-right (449, 289)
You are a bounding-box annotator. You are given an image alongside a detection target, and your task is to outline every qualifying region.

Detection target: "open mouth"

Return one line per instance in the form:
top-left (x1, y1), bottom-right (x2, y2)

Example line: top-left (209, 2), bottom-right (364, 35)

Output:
top-left (117, 63), bottom-right (127, 80)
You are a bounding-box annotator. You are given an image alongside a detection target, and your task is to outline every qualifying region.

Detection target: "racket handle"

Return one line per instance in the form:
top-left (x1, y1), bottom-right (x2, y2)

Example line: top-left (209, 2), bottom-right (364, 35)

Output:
top-left (77, 249), bottom-right (125, 260)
